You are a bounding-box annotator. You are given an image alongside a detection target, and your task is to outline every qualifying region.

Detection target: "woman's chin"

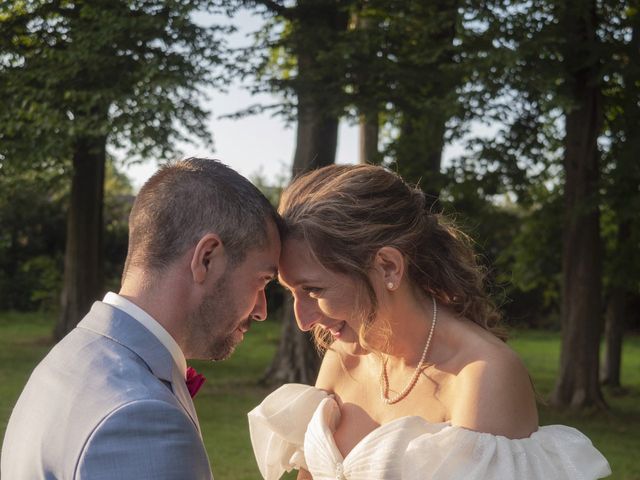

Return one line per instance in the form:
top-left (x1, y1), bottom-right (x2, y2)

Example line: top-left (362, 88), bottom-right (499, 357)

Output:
top-left (334, 335), bottom-right (367, 356)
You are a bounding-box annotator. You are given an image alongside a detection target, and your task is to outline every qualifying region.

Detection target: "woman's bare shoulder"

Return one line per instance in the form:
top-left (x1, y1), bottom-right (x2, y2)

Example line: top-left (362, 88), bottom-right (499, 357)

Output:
top-left (449, 340), bottom-right (539, 439)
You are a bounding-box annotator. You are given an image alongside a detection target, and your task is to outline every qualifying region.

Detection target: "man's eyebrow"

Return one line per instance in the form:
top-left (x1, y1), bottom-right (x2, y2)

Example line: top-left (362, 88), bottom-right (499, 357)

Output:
top-left (265, 269), bottom-right (278, 280)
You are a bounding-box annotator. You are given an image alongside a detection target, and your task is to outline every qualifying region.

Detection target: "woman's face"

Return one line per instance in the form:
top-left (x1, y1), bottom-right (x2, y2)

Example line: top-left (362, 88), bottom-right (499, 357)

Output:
top-left (278, 238), bottom-right (364, 347)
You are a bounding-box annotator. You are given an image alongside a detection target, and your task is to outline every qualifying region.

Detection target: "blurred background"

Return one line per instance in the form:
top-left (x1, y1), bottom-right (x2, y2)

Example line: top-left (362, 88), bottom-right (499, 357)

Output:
top-left (1, 1), bottom-right (639, 478)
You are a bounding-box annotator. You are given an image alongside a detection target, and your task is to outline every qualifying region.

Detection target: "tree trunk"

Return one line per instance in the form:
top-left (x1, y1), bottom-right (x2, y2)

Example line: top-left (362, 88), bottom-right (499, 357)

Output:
top-left (55, 135), bottom-right (106, 340)
top-left (263, 94), bottom-right (338, 384)
top-left (354, 12), bottom-right (379, 165)
top-left (264, 86), bottom-right (338, 385)
top-left (261, 299), bottom-right (321, 386)
top-left (550, 0), bottom-right (605, 410)
top-left (392, 1), bottom-right (457, 201)
top-left (291, 93), bottom-right (340, 176)
top-left (395, 112), bottom-right (446, 200)
top-left (601, 14), bottom-right (640, 390)
top-left (359, 112), bottom-right (379, 164)
top-left (601, 287), bottom-right (626, 387)
top-left (262, 0), bottom-right (347, 385)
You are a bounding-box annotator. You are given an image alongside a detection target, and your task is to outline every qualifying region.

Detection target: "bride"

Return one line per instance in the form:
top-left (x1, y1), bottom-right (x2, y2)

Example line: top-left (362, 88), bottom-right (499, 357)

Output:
top-left (249, 164), bottom-right (611, 479)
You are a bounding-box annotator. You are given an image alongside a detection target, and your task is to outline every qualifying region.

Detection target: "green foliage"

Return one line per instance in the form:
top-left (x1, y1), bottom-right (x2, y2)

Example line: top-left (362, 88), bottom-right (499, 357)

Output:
top-left (437, 172), bottom-right (556, 328)
top-left (0, 0), bottom-right (234, 325)
top-left (103, 159), bottom-right (135, 291)
top-left (0, 166), bottom-right (66, 310)
top-left (0, 158), bottom-right (134, 310)
top-left (499, 185), bottom-right (564, 313)
top-left (20, 256), bottom-right (63, 310)
top-left (0, 0), bottom-right (231, 167)
top-left (250, 163), bottom-right (289, 207)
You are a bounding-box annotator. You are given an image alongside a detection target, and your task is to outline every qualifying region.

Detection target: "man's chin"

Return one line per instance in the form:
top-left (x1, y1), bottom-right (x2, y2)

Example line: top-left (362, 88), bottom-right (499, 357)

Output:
top-left (209, 346), bottom-right (233, 361)
top-left (209, 334), bottom-right (241, 361)
top-left (210, 349), bottom-right (234, 361)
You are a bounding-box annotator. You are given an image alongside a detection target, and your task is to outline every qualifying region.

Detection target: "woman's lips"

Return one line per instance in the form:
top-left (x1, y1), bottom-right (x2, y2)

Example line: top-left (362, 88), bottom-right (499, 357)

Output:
top-left (327, 321), bottom-right (346, 338)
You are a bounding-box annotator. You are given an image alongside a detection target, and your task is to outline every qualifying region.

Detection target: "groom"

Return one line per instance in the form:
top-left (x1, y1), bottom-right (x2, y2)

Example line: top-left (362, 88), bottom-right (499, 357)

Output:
top-left (1, 158), bottom-right (281, 479)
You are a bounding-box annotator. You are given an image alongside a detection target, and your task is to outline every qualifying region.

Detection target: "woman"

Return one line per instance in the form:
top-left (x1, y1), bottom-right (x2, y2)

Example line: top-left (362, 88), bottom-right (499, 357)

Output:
top-left (249, 165), bottom-right (610, 479)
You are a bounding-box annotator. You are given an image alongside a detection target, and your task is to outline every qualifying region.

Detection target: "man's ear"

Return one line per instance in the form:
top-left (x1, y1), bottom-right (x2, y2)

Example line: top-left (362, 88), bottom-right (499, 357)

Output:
top-left (373, 246), bottom-right (405, 291)
top-left (190, 233), bottom-right (226, 284)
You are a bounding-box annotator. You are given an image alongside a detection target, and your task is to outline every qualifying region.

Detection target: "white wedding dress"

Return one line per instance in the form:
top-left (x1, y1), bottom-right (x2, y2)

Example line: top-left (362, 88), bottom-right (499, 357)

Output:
top-left (248, 384), bottom-right (611, 480)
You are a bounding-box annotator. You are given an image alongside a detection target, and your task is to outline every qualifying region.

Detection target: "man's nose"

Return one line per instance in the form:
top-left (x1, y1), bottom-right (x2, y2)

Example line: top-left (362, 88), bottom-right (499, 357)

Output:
top-left (250, 289), bottom-right (267, 322)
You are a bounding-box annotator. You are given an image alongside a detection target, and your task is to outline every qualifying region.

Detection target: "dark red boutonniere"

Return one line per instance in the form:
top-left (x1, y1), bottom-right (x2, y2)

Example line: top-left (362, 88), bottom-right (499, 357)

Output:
top-left (186, 366), bottom-right (206, 398)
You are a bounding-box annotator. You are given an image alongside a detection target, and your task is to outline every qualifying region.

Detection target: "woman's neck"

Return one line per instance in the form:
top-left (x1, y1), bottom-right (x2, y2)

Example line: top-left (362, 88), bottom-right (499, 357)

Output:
top-left (376, 289), bottom-right (431, 361)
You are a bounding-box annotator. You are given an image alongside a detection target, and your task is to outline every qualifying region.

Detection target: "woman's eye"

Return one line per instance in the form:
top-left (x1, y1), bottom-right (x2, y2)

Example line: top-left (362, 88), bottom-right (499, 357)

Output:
top-left (302, 287), bottom-right (323, 297)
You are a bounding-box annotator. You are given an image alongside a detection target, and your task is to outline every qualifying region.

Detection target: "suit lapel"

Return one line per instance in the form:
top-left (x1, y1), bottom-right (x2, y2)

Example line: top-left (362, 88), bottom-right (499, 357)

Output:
top-left (77, 302), bottom-right (202, 434)
top-left (171, 366), bottom-right (202, 436)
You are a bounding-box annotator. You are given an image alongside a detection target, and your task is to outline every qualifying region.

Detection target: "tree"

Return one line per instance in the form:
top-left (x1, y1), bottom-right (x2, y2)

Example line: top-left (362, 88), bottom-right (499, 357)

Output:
top-left (465, 0), bottom-right (638, 408)
top-left (345, 1), bottom-right (464, 195)
top-left (550, 0), bottom-right (606, 409)
top-left (600, 10), bottom-right (640, 387)
top-left (472, 0), bottom-right (638, 409)
top-left (0, 0), bottom-right (227, 338)
top-left (381, 1), bottom-right (460, 198)
top-left (432, 0), bottom-right (608, 408)
top-left (244, 0), bottom-right (352, 384)
top-left (352, 13), bottom-right (380, 165)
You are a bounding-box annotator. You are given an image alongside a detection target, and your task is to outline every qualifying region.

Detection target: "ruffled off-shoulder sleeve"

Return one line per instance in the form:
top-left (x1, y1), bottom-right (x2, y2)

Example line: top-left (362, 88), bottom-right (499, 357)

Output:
top-left (248, 383), bottom-right (329, 480)
top-left (402, 424), bottom-right (611, 479)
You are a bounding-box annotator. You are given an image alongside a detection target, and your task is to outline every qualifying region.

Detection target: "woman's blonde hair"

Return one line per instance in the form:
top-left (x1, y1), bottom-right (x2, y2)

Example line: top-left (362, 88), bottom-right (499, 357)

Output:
top-left (278, 164), bottom-right (505, 352)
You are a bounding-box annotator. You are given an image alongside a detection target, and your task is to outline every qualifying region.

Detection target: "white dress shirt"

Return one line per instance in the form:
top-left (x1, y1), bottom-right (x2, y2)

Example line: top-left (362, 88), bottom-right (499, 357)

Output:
top-left (103, 292), bottom-right (187, 378)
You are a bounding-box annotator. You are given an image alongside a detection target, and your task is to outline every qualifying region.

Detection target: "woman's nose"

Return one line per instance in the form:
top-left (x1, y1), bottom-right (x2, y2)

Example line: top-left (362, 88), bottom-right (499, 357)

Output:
top-left (293, 296), bottom-right (320, 331)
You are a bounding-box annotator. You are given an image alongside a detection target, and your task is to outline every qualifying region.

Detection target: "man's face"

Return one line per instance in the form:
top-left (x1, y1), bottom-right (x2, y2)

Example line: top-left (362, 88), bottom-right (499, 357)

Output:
top-left (187, 221), bottom-right (280, 361)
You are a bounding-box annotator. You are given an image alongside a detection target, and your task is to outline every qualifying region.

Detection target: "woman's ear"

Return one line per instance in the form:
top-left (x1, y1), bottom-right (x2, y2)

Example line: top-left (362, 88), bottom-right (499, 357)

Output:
top-left (190, 233), bottom-right (225, 284)
top-left (374, 246), bottom-right (405, 291)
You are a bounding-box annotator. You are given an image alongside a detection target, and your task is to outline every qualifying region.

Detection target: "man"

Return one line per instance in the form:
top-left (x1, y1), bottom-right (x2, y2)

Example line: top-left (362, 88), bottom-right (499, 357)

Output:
top-left (1, 158), bottom-right (281, 479)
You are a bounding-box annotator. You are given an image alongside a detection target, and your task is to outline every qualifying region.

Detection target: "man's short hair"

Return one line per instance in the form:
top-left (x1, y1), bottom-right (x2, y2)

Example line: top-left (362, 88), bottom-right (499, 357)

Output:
top-left (123, 158), bottom-right (280, 277)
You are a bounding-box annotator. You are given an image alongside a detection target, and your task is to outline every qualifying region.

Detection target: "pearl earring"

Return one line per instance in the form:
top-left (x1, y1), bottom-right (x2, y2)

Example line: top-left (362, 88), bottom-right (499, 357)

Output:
top-left (386, 282), bottom-right (394, 290)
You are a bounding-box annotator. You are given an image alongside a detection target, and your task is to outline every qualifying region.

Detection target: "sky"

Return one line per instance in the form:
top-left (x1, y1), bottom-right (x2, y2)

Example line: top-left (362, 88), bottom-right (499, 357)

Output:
top-left (121, 9), bottom-right (466, 191)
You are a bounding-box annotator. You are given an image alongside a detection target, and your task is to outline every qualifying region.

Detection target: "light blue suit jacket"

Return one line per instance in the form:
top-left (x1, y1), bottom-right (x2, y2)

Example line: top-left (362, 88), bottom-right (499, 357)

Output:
top-left (1, 302), bottom-right (213, 479)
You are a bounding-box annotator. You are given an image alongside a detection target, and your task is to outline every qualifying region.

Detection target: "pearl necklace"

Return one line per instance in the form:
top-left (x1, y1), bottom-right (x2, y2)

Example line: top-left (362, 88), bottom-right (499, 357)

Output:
top-left (380, 296), bottom-right (437, 405)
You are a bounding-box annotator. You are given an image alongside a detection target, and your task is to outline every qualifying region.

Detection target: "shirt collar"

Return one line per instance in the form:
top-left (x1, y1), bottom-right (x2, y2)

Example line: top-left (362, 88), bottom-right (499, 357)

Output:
top-left (103, 292), bottom-right (187, 378)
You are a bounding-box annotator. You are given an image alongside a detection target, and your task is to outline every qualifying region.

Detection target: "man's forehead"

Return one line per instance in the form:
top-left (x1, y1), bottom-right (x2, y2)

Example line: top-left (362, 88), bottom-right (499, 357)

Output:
top-left (265, 217), bottom-right (282, 245)
top-left (248, 249), bottom-right (277, 273)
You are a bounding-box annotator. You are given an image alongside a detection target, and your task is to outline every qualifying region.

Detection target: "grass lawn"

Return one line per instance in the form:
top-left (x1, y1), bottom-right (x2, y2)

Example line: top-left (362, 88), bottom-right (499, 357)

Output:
top-left (1, 311), bottom-right (638, 479)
